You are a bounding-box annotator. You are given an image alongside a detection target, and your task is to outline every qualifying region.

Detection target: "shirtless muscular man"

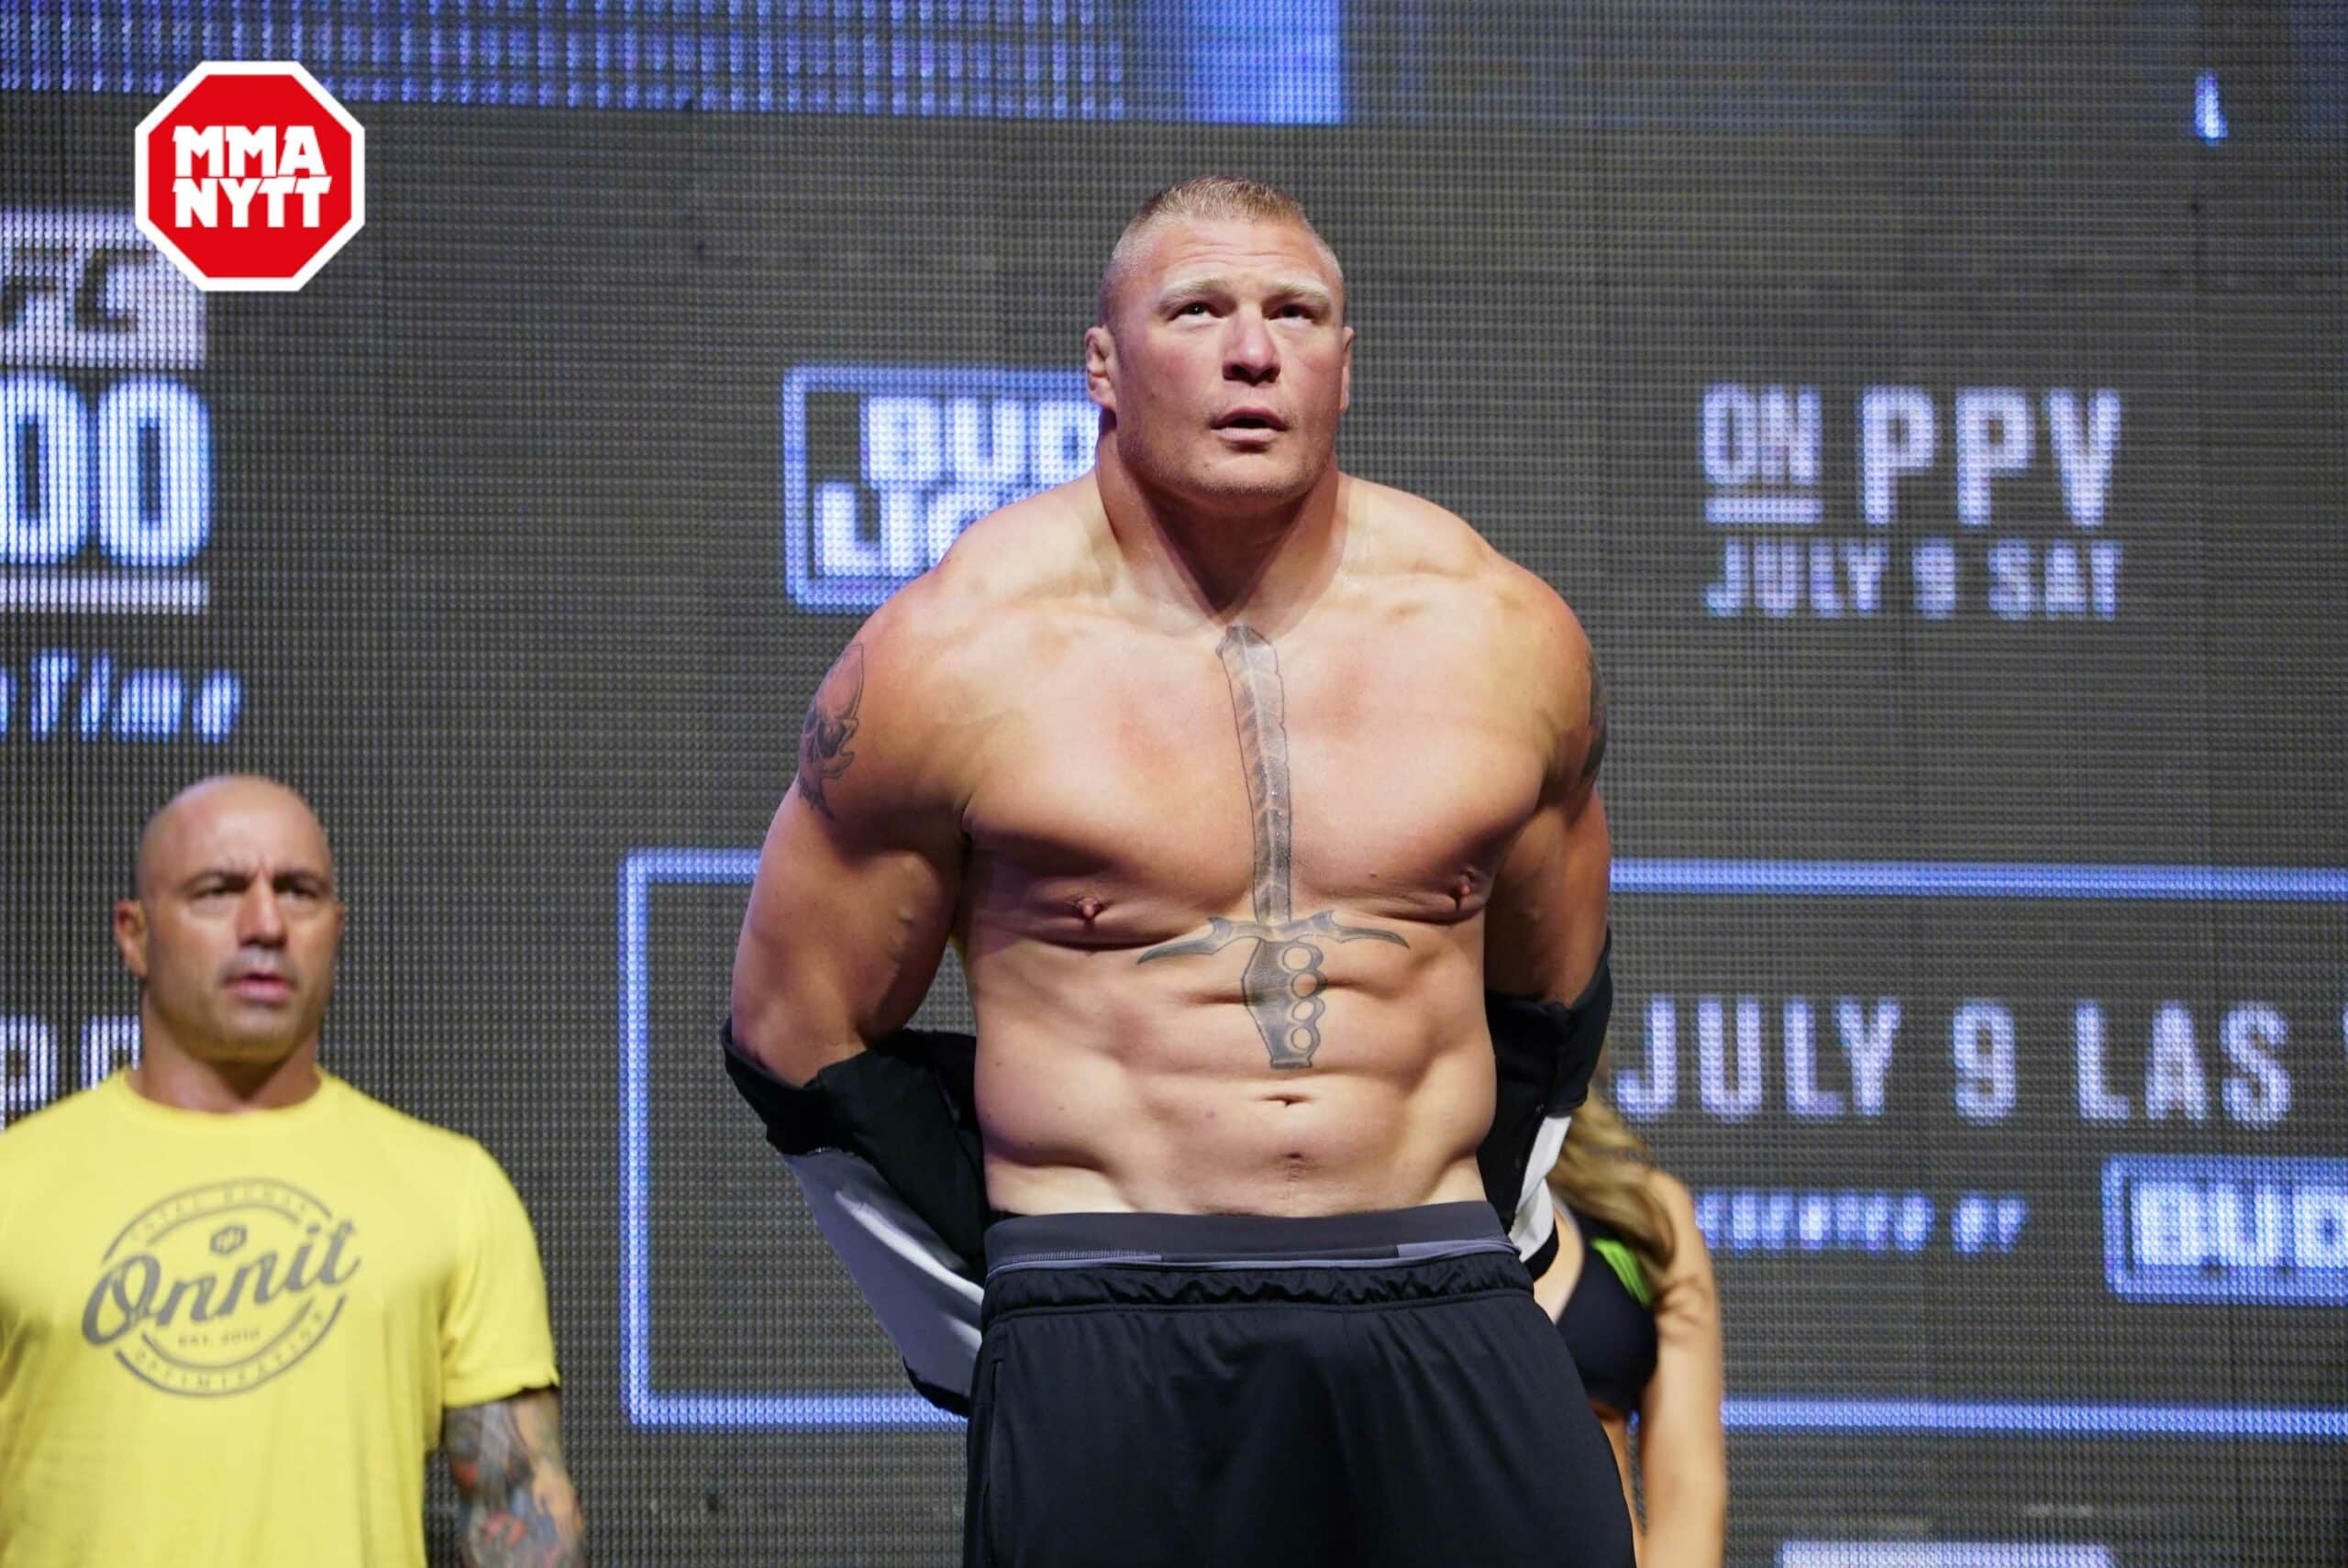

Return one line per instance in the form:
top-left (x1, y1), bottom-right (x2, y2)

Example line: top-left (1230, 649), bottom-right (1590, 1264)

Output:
top-left (727, 176), bottom-right (1630, 1568)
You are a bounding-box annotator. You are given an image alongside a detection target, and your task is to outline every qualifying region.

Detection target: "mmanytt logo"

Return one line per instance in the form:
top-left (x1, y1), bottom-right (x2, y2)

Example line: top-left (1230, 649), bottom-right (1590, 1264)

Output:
top-left (83, 1177), bottom-right (360, 1397)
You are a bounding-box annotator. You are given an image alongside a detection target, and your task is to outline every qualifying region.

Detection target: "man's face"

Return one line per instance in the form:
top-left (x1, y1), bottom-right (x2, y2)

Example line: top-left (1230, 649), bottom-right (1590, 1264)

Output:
top-left (114, 782), bottom-right (345, 1066)
top-left (1088, 217), bottom-right (1353, 513)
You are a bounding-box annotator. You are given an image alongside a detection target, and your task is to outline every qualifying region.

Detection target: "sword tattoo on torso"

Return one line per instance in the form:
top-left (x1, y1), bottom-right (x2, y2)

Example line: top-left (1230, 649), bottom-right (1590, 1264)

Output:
top-left (1137, 624), bottom-right (1405, 1068)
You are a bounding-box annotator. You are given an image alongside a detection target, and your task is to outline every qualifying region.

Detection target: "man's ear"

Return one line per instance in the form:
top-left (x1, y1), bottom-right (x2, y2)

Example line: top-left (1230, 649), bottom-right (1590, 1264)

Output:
top-left (1084, 324), bottom-right (1117, 414)
top-left (1338, 324), bottom-right (1354, 414)
top-left (113, 899), bottom-right (150, 980)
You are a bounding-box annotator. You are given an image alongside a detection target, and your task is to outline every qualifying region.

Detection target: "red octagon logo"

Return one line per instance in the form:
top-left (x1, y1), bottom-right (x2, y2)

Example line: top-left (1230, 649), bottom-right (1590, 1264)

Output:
top-left (135, 61), bottom-right (365, 293)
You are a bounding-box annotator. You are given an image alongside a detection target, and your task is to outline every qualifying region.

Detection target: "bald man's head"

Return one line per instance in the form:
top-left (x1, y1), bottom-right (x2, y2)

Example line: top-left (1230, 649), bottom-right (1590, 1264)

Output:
top-left (116, 776), bottom-right (345, 1068)
top-left (136, 776), bottom-right (333, 899)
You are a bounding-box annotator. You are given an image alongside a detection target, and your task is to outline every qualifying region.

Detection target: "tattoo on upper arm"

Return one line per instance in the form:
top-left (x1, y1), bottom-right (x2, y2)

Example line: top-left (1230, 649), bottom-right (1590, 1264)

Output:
top-left (1135, 624), bottom-right (1403, 1070)
top-left (1575, 662), bottom-right (1607, 794)
top-left (794, 643), bottom-right (867, 820)
top-left (444, 1392), bottom-right (586, 1567)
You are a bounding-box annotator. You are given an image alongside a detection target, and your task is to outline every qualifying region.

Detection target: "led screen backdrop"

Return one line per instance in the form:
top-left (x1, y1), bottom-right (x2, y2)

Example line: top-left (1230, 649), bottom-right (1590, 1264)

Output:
top-left (4, 4), bottom-right (2345, 1563)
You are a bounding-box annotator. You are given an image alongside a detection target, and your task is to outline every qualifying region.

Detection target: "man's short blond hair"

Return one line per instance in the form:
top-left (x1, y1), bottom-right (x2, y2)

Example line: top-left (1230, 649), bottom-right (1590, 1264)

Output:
top-left (1097, 174), bottom-right (1344, 325)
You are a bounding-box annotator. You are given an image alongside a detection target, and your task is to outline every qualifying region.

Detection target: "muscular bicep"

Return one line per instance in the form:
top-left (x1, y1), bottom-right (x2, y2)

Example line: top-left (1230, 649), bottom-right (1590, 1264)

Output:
top-left (730, 631), bottom-right (966, 1085)
top-left (442, 1388), bottom-right (586, 1566)
top-left (730, 787), bottom-right (958, 1079)
top-left (1484, 787), bottom-right (1609, 1001)
top-left (1483, 594), bottom-right (1609, 1002)
top-left (1636, 1180), bottom-right (1727, 1568)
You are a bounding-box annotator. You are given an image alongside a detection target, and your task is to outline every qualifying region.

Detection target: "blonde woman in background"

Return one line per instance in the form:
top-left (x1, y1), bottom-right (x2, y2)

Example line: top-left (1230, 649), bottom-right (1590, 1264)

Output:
top-left (1532, 1090), bottom-right (1727, 1568)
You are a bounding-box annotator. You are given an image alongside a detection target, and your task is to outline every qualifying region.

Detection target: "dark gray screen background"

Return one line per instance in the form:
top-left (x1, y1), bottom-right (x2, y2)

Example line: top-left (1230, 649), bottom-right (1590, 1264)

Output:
top-left (5, 10), bottom-right (2346, 1564)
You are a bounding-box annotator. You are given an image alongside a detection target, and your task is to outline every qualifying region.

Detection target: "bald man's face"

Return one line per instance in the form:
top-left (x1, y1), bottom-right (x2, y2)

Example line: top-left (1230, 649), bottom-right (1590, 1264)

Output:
top-left (1086, 217), bottom-right (1351, 515)
top-left (114, 782), bottom-right (345, 1066)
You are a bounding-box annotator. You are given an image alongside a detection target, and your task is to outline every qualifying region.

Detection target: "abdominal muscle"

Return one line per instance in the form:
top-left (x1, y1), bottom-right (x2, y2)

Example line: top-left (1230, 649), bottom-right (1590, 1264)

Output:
top-left (969, 926), bottom-right (1496, 1217)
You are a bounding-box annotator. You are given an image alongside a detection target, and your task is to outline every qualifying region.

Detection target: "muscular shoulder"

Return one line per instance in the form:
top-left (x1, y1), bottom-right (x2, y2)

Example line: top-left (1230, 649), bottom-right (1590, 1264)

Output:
top-left (1501, 569), bottom-right (1596, 743)
top-left (1351, 480), bottom-right (1589, 654)
top-left (1347, 479), bottom-right (1599, 749)
top-left (796, 484), bottom-right (1099, 827)
top-left (927, 480), bottom-right (1107, 610)
top-left (1344, 478), bottom-right (1499, 579)
top-left (1477, 548), bottom-right (1600, 796)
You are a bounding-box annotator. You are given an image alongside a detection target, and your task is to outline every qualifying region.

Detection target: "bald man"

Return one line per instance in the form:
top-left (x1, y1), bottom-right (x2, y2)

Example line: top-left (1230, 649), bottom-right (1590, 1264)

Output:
top-left (0, 778), bottom-right (586, 1568)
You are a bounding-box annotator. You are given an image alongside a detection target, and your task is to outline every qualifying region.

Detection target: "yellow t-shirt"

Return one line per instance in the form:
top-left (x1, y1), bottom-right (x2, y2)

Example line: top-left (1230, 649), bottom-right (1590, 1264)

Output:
top-left (0, 1071), bottom-right (560, 1568)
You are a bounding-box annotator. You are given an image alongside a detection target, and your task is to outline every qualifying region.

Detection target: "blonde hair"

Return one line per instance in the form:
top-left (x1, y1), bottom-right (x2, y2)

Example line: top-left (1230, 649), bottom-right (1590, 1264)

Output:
top-left (1097, 174), bottom-right (1344, 324)
top-left (1548, 1088), bottom-right (1676, 1288)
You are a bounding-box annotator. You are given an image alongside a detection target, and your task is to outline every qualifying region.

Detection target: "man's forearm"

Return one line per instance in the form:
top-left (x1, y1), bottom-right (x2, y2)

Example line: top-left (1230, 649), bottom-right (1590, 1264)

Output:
top-left (446, 1392), bottom-right (587, 1567)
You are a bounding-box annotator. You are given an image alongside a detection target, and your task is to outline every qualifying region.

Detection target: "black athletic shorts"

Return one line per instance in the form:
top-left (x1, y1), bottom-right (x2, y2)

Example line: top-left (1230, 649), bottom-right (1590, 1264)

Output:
top-left (963, 1201), bottom-right (1635, 1568)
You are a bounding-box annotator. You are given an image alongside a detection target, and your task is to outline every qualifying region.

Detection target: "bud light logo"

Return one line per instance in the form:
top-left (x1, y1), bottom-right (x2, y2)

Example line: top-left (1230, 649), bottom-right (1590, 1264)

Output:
top-left (2104, 1155), bottom-right (2348, 1305)
top-left (781, 364), bottom-right (1096, 612)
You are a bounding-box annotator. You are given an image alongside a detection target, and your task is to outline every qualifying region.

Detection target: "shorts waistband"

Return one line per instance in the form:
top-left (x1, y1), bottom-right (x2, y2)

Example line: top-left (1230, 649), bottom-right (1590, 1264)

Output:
top-left (983, 1200), bottom-right (1511, 1277)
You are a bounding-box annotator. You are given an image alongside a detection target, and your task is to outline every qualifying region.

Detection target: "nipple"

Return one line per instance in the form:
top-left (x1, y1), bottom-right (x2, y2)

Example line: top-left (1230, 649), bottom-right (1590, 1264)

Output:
top-left (1451, 873), bottom-right (1476, 906)
top-left (1075, 895), bottom-right (1104, 923)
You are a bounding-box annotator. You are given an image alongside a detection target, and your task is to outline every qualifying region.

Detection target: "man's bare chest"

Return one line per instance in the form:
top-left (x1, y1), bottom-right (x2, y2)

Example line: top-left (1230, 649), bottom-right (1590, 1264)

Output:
top-left (959, 621), bottom-right (1548, 942)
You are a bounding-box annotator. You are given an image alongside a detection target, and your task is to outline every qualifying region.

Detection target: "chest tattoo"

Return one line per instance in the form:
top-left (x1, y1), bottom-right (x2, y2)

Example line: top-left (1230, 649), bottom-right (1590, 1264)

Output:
top-left (1137, 624), bottom-right (1404, 1068)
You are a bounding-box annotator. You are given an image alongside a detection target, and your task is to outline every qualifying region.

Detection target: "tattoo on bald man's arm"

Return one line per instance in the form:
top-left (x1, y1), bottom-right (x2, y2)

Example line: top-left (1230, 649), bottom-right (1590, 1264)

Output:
top-left (1137, 624), bottom-right (1403, 1070)
top-left (444, 1389), bottom-right (587, 1566)
top-left (794, 643), bottom-right (866, 821)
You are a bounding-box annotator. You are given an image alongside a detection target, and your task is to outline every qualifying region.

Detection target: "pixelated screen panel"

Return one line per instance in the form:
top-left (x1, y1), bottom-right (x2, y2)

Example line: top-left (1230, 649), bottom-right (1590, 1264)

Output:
top-left (4, 3), bottom-right (2344, 1564)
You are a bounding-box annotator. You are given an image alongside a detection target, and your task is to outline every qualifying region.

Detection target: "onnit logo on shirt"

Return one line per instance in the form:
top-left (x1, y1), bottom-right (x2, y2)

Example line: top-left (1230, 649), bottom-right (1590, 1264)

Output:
top-left (82, 1176), bottom-right (360, 1396)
